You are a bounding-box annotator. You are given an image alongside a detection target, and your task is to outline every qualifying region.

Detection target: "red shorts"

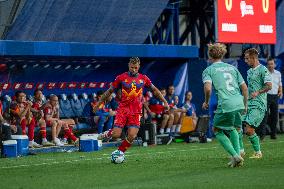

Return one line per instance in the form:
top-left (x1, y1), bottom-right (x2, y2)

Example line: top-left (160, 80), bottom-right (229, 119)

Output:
top-left (114, 108), bottom-right (141, 128)
top-left (45, 120), bottom-right (52, 127)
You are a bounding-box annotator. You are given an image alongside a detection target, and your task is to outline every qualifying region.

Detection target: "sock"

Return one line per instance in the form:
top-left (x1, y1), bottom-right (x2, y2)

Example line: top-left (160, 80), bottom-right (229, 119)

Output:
top-left (238, 129), bottom-right (244, 152)
top-left (176, 124), bottom-right (181, 133)
top-left (106, 129), bottom-right (113, 138)
top-left (64, 128), bottom-right (77, 142)
top-left (21, 119), bottom-right (27, 135)
top-left (118, 138), bottom-right (132, 152)
top-left (215, 130), bottom-right (237, 157)
top-left (42, 138), bottom-right (47, 143)
top-left (171, 125), bottom-right (176, 133)
top-left (229, 129), bottom-right (240, 155)
top-left (159, 128), bottom-right (164, 134)
top-left (170, 125), bottom-right (176, 137)
top-left (40, 126), bottom-right (47, 138)
top-left (249, 133), bottom-right (261, 152)
top-left (166, 128), bottom-right (171, 133)
top-left (28, 118), bottom-right (35, 141)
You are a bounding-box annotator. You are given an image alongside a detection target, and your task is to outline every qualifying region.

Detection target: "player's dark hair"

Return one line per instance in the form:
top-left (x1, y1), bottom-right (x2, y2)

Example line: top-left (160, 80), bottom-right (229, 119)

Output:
top-left (34, 89), bottom-right (42, 96)
top-left (15, 90), bottom-right (25, 97)
top-left (267, 56), bottom-right (274, 62)
top-left (96, 90), bottom-right (104, 96)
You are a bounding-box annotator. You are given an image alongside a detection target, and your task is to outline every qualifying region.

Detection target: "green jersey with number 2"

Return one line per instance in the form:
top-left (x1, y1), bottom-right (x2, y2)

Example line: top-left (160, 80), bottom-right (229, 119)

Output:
top-left (202, 62), bottom-right (245, 113)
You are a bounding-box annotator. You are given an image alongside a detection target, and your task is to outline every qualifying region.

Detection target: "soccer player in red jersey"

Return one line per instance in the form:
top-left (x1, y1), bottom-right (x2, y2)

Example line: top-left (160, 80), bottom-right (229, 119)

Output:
top-left (10, 91), bottom-right (41, 148)
top-left (31, 89), bottom-right (54, 146)
top-left (43, 95), bottom-right (78, 146)
top-left (94, 57), bottom-right (169, 159)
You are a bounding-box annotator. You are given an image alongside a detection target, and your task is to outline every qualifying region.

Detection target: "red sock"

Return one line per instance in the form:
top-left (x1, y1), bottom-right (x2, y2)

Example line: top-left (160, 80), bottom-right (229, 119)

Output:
top-left (64, 128), bottom-right (77, 142)
top-left (40, 124), bottom-right (47, 138)
top-left (107, 129), bottom-right (113, 138)
top-left (28, 118), bottom-right (35, 141)
top-left (118, 138), bottom-right (132, 152)
top-left (20, 119), bottom-right (27, 135)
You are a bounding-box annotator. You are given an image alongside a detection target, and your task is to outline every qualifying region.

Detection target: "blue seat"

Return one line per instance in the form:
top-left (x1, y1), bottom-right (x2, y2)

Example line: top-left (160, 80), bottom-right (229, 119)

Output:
top-left (80, 93), bottom-right (91, 117)
top-left (70, 93), bottom-right (83, 117)
top-left (2, 95), bottom-right (12, 113)
top-left (59, 94), bottom-right (75, 118)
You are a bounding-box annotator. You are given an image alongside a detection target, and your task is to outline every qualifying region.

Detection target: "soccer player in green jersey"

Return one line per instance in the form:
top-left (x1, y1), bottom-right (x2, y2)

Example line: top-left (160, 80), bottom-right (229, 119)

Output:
top-left (202, 43), bottom-right (248, 167)
top-left (242, 48), bottom-right (272, 159)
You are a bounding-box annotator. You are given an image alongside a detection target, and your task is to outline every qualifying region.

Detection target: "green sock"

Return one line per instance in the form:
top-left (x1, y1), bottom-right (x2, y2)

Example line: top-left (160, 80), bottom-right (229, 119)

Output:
top-left (248, 133), bottom-right (261, 152)
top-left (238, 129), bottom-right (244, 152)
top-left (229, 129), bottom-right (240, 155)
top-left (215, 130), bottom-right (237, 157)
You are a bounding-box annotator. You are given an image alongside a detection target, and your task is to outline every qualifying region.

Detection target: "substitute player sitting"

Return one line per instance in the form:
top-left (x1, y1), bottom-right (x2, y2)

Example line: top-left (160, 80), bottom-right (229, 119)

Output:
top-left (94, 57), bottom-right (169, 161)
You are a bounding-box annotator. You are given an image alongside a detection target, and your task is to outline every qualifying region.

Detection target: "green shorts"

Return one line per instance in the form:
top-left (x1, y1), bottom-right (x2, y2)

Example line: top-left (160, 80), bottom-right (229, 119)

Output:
top-left (213, 110), bottom-right (243, 130)
top-left (243, 107), bottom-right (265, 128)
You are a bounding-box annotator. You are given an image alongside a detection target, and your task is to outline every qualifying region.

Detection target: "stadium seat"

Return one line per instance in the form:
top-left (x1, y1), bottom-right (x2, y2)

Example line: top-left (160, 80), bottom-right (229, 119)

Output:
top-left (2, 95), bottom-right (12, 113)
top-left (59, 94), bottom-right (75, 118)
top-left (80, 93), bottom-right (91, 117)
top-left (70, 93), bottom-right (83, 117)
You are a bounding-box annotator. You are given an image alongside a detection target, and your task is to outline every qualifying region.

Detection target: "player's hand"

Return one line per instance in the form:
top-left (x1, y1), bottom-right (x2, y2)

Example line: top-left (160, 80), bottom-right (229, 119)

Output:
top-left (150, 112), bottom-right (156, 118)
top-left (251, 91), bottom-right (259, 99)
top-left (202, 102), bottom-right (209, 110)
top-left (278, 92), bottom-right (283, 99)
top-left (164, 102), bottom-right (170, 112)
top-left (10, 124), bottom-right (17, 133)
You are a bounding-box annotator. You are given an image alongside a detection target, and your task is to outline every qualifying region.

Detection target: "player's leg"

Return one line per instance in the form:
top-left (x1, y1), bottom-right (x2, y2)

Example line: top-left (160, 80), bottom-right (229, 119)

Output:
top-left (61, 120), bottom-right (77, 144)
top-left (96, 115), bottom-right (107, 134)
top-left (105, 116), bottom-right (114, 131)
top-left (214, 112), bottom-right (243, 167)
top-left (98, 108), bottom-right (125, 140)
top-left (50, 120), bottom-right (63, 146)
top-left (39, 119), bottom-right (53, 146)
top-left (28, 117), bottom-right (41, 148)
top-left (229, 110), bottom-right (243, 156)
top-left (166, 112), bottom-right (174, 133)
top-left (116, 113), bottom-right (141, 152)
top-left (173, 111), bottom-right (182, 133)
top-left (243, 108), bottom-right (264, 158)
top-left (117, 127), bottom-right (138, 153)
top-left (269, 97), bottom-right (278, 139)
top-left (159, 114), bottom-right (169, 134)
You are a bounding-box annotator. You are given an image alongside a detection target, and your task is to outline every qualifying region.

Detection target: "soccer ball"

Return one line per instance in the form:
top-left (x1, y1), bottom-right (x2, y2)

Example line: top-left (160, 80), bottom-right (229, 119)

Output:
top-left (111, 150), bottom-right (125, 164)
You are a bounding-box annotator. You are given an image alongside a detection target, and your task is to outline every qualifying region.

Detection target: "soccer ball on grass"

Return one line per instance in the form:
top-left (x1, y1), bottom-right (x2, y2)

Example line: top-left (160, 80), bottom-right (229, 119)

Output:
top-left (111, 150), bottom-right (125, 164)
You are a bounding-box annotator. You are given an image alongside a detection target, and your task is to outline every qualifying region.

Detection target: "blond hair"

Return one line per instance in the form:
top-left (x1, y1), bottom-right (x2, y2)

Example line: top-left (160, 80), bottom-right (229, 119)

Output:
top-left (129, 57), bottom-right (140, 65)
top-left (207, 43), bottom-right (227, 60)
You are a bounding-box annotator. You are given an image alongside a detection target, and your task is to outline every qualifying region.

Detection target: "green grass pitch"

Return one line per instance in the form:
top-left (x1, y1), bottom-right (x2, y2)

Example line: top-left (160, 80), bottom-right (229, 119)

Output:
top-left (1, 135), bottom-right (284, 189)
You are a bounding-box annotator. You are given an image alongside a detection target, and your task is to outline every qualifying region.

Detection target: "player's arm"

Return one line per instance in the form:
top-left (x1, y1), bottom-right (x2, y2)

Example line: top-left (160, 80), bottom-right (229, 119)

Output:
top-left (150, 85), bottom-right (169, 111)
top-left (10, 104), bottom-right (30, 119)
top-left (202, 82), bottom-right (212, 110)
top-left (251, 82), bottom-right (272, 98)
top-left (251, 68), bottom-right (272, 98)
top-left (94, 87), bottom-right (114, 113)
top-left (278, 73), bottom-right (283, 98)
top-left (240, 82), bottom-right (248, 113)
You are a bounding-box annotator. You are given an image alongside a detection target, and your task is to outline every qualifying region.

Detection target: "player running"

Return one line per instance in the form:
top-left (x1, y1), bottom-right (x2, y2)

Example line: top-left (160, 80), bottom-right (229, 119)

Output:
top-left (202, 43), bottom-right (248, 167)
top-left (242, 48), bottom-right (272, 159)
top-left (94, 57), bottom-right (169, 162)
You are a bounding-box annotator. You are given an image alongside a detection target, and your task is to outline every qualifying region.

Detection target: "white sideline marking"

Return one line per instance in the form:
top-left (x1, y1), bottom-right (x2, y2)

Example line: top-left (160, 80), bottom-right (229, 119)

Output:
top-left (1, 140), bottom-right (284, 169)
